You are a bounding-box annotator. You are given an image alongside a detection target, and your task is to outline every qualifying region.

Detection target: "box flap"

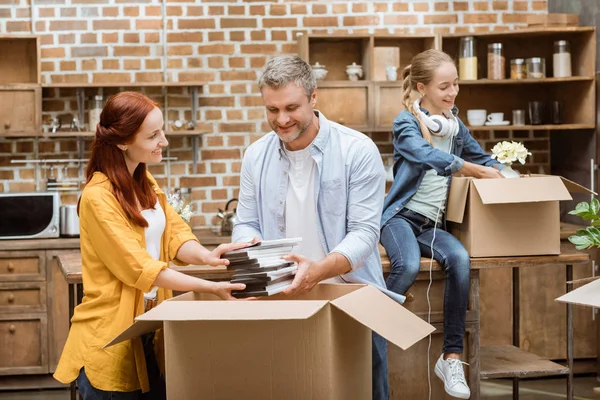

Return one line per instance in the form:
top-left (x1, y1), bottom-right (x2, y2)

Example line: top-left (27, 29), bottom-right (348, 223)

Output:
top-left (555, 278), bottom-right (600, 308)
top-left (331, 285), bottom-right (435, 350)
top-left (559, 176), bottom-right (597, 195)
top-left (136, 300), bottom-right (328, 321)
top-left (105, 319), bottom-right (163, 348)
top-left (472, 176), bottom-right (572, 204)
top-left (447, 177), bottom-right (471, 223)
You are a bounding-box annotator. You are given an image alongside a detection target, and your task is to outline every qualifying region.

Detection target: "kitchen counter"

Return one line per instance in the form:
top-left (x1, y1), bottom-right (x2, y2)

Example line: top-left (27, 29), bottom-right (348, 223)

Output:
top-left (0, 229), bottom-right (231, 251)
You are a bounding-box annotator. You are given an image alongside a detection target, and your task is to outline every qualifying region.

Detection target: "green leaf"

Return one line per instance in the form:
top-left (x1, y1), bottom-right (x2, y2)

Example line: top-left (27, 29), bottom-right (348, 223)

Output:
top-left (592, 198), bottom-right (600, 216)
top-left (586, 227), bottom-right (600, 243)
top-left (568, 235), bottom-right (594, 250)
top-left (591, 220), bottom-right (600, 227)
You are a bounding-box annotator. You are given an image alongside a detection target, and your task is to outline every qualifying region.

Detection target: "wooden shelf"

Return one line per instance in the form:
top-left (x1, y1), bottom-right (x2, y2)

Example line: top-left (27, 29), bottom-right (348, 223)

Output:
top-left (444, 26), bottom-right (595, 38)
top-left (42, 81), bottom-right (207, 88)
top-left (316, 80), bottom-right (370, 88)
top-left (1, 130), bottom-right (210, 139)
top-left (480, 345), bottom-right (569, 379)
top-left (458, 76), bottom-right (594, 85)
top-left (466, 124), bottom-right (595, 131)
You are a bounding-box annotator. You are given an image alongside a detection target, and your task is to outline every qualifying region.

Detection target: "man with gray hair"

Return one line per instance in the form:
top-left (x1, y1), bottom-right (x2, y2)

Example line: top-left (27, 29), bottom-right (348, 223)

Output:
top-left (233, 54), bottom-right (403, 399)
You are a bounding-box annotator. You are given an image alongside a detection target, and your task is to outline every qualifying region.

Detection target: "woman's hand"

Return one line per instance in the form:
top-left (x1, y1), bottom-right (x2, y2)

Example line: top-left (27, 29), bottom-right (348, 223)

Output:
top-left (210, 281), bottom-right (247, 300)
top-left (202, 242), bottom-right (251, 267)
top-left (477, 165), bottom-right (504, 179)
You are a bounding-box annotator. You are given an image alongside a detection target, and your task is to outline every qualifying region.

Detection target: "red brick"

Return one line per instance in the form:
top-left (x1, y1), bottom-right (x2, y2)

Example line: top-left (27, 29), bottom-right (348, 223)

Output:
top-left (454, 2), bottom-right (469, 11)
top-left (178, 19), bottom-right (215, 29)
top-left (219, 123), bottom-right (254, 133)
top-left (412, 2), bottom-right (429, 11)
top-left (72, 46), bottom-right (107, 57)
top-left (343, 16), bottom-right (379, 26)
top-left (291, 4), bottom-right (307, 14)
top-left (249, 56), bottom-right (267, 68)
top-left (434, 2), bottom-right (449, 11)
top-left (221, 18), bottom-right (257, 28)
top-left (39, 7), bottom-right (55, 17)
top-left (201, 149), bottom-right (241, 160)
top-left (247, 108), bottom-right (265, 119)
top-left (102, 59), bottom-right (120, 69)
top-left (263, 18), bottom-right (297, 28)
top-left (208, 31), bottom-right (225, 41)
top-left (232, 161), bottom-right (243, 173)
top-left (42, 47), bottom-right (66, 58)
top-left (93, 20), bottom-right (130, 30)
top-left (472, 1), bottom-right (489, 11)
top-left (205, 136), bottom-right (224, 146)
top-left (198, 96), bottom-right (235, 107)
top-left (230, 31), bottom-right (246, 41)
top-left (392, 3), bottom-right (408, 11)
top-left (167, 45), bottom-right (193, 56)
top-left (198, 44), bottom-right (235, 55)
top-left (59, 61), bottom-right (76, 71)
top-left (168, 32), bottom-right (203, 42)
top-left (49, 20), bottom-right (86, 31)
top-left (373, 3), bottom-right (388, 12)
top-left (205, 110), bottom-right (222, 120)
top-left (313, 3), bottom-right (328, 13)
top-left (228, 5), bottom-right (244, 15)
top-left (167, 59), bottom-right (183, 69)
top-left (188, 58), bottom-right (203, 68)
top-left (208, 57), bottom-right (224, 68)
top-left (136, 19), bottom-right (162, 30)
top-left (240, 96), bottom-right (263, 107)
top-left (229, 57), bottom-right (246, 68)
top-left (207, 84), bottom-right (225, 94)
top-left (145, 32), bottom-right (160, 43)
top-left (58, 34), bottom-right (76, 44)
top-left (492, 1), bottom-right (508, 10)
top-left (502, 13), bottom-right (531, 23)
top-left (145, 59), bottom-right (162, 69)
top-left (221, 71), bottom-right (256, 81)
top-left (81, 59), bottom-right (97, 70)
top-left (384, 15), bottom-right (419, 25)
top-left (303, 17), bottom-right (337, 27)
top-left (124, 59), bottom-right (141, 70)
top-left (240, 44), bottom-right (277, 54)
top-left (114, 46), bottom-right (150, 56)
top-left (250, 31), bottom-right (266, 41)
top-left (272, 30), bottom-right (287, 41)
top-left (514, 1), bottom-right (529, 11)
top-left (124, 6), bottom-right (139, 16)
top-left (103, 6), bottom-right (118, 17)
top-left (532, 1), bottom-right (547, 10)
top-left (186, 6), bottom-right (204, 16)
top-left (222, 175), bottom-right (240, 186)
top-left (227, 135), bottom-right (246, 146)
top-left (180, 176), bottom-right (217, 187)
top-left (424, 14), bottom-right (458, 24)
top-left (92, 72), bottom-right (132, 83)
top-left (249, 5), bottom-right (265, 15)
top-left (211, 189), bottom-right (228, 200)
top-left (464, 13), bottom-right (498, 23)
top-left (80, 33), bottom-right (97, 43)
top-left (145, 6), bottom-right (161, 16)
top-left (208, 5), bottom-right (224, 15)
top-left (269, 4), bottom-right (286, 15)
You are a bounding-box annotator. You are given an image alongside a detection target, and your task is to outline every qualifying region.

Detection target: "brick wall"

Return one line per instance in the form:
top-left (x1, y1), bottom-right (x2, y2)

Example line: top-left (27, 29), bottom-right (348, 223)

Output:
top-left (0, 0), bottom-right (548, 229)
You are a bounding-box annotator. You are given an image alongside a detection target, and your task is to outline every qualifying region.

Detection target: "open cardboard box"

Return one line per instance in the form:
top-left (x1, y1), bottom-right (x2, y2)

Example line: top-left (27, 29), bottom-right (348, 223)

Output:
top-left (556, 278), bottom-right (600, 309)
top-left (446, 175), bottom-right (593, 257)
top-left (107, 284), bottom-right (434, 400)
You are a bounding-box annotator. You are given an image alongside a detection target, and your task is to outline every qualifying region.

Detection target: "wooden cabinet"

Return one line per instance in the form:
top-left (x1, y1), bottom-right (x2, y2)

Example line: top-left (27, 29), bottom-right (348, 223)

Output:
top-left (297, 34), bottom-right (438, 132)
top-left (0, 251), bottom-right (45, 282)
top-left (0, 314), bottom-right (48, 375)
top-left (0, 85), bottom-right (42, 137)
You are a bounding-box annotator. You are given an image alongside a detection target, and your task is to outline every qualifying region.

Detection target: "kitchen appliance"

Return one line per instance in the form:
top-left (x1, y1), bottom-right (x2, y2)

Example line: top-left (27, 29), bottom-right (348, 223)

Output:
top-left (0, 192), bottom-right (60, 239)
top-left (216, 198), bottom-right (238, 236)
top-left (60, 204), bottom-right (80, 237)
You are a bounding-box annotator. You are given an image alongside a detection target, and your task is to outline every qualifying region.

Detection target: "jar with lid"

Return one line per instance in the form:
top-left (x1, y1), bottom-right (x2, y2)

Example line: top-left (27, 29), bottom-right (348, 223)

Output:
top-left (487, 43), bottom-right (505, 80)
top-left (459, 36), bottom-right (477, 80)
top-left (510, 59), bottom-right (526, 79)
top-left (553, 40), bottom-right (572, 78)
top-left (526, 57), bottom-right (546, 79)
top-left (88, 95), bottom-right (103, 133)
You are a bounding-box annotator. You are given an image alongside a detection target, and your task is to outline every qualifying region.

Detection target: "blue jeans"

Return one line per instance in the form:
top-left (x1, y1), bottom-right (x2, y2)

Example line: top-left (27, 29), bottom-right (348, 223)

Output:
top-left (380, 209), bottom-right (470, 354)
top-left (372, 331), bottom-right (389, 400)
top-left (77, 332), bottom-right (165, 400)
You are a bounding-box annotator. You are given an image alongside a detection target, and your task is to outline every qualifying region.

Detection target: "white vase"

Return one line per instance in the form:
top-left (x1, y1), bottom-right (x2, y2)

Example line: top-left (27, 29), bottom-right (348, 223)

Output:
top-left (500, 165), bottom-right (520, 178)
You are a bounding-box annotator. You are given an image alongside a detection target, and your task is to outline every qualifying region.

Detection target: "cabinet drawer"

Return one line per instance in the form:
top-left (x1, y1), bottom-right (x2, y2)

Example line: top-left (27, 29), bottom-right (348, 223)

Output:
top-left (0, 86), bottom-right (41, 136)
top-left (0, 282), bottom-right (46, 313)
top-left (0, 314), bottom-right (48, 375)
top-left (317, 86), bottom-right (369, 129)
top-left (0, 251), bottom-right (45, 281)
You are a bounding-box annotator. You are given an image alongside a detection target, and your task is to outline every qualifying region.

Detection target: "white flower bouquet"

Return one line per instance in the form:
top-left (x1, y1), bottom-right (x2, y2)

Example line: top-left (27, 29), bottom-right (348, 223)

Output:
top-left (166, 190), bottom-right (194, 223)
top-left (490, 141), bottom-right (532, 166)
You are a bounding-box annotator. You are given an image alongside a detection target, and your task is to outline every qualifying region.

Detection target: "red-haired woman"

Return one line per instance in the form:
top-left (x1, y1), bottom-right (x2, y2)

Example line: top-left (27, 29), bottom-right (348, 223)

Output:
top-left (54, 91), bottom-right (248, 399)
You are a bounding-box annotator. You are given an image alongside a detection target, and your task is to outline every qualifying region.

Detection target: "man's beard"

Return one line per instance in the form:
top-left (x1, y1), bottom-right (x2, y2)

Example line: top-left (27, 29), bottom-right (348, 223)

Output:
top-left (272, 119), bottom-right (311, 143)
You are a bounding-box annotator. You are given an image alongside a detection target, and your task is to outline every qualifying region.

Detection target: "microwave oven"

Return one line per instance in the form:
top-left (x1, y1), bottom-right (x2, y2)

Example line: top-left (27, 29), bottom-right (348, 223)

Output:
top-left (0, 192), bottom-right (60, 239)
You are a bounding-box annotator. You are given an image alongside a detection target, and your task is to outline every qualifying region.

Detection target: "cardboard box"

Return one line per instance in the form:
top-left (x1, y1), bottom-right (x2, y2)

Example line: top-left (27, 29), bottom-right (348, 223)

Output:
top-left (446, 175), bottom-right (592, 258)
top-left (556, 278), bottom-right (600, 308)
top-left (108, 284), bottom-right (434, 400)
top-left (526, 13), bottom-right (579, 27)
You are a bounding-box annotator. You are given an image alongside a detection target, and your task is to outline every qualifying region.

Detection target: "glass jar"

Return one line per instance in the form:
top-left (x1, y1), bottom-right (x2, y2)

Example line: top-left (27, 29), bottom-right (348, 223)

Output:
top-left (553, 40), bottom-right (572, 78)
top-left (510, 59), bottom-right (526, 80)
top-left (88, 95), bottom-right (103, 133)
top-left (487, 43), bottom-right (505, 80)
top-left (526, 57), bottom-right (546, 79)
top-left (459, 36), bottom-right (477, 80)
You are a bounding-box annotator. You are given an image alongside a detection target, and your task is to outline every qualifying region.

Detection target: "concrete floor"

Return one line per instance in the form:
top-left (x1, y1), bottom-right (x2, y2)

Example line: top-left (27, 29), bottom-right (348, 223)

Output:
top-left (0, 377), bottom-right (599, 399)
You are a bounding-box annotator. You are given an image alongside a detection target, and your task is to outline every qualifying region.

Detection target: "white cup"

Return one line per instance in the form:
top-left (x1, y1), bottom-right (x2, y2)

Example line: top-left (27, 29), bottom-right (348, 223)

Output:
top-left (467, 109), bottom-right (487, 126)
top-left (487, 112), bottom-right (504, 124)
top-left (386, 66), bottom-right (398, 81)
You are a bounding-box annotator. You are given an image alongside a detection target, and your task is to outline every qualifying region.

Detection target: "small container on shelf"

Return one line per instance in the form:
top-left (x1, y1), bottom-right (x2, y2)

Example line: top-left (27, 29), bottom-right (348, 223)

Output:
top-left (526, 57), bottom-right (546, 79)
top-left (553, 40), bottom-right (572, 78)
top-left (311, 62), bottom-right (328, 81)
top-left (510, 58), bottom-right (526, 80)
top-left (487, 43), bottom-right (505, 80)
top-left (88, 95), bottom-right (103, 133)
top-left (459, 36), bottom-right (477, 80)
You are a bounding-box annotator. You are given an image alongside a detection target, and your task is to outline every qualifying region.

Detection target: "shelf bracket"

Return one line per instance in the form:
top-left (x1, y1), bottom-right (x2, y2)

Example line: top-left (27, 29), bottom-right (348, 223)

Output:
top-left (76, 88), bottom-right (85, 131)
top-left (190, 86), bottom-right (199, 130)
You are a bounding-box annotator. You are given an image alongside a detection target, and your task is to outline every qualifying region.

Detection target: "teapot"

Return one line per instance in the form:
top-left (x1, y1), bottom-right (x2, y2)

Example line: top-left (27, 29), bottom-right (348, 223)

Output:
top-left (216, 198), bottom-right (238, 236)
top-left (311, 62), bottom-right (328, 81)
top-left (346, 62), bottom-right (363, 81)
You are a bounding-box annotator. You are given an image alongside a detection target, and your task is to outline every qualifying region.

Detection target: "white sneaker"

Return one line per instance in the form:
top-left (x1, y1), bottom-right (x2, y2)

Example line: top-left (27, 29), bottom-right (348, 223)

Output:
top-left (434, 354), bottom-right (471, 399)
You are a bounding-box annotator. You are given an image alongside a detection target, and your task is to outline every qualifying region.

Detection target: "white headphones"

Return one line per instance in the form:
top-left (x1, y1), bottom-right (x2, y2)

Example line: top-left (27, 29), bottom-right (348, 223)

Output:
top-left (413, 98), bottom-right (459, 138)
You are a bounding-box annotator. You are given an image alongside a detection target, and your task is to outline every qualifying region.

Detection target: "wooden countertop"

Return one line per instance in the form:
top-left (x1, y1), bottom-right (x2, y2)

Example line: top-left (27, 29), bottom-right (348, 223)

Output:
top-left (58, 242), bottom-right (589, 285)
top-left (0, 229), bottom-right (230, 251)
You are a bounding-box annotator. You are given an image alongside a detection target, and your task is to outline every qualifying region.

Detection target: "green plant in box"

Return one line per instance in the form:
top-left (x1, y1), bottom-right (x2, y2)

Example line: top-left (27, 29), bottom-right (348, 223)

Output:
top-left (567, 198), bottom-right (600, 250)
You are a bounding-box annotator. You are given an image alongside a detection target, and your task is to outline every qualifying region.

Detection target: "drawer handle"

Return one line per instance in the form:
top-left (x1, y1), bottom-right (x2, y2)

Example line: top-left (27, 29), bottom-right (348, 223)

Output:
top-left (3, 121), bottom-right (10, 130)
top-left (8, 325), bottom-right (15, 334)
top-left (7, 294), bottom-right (14, 303)
top-left (7, 263), bottom-right (14, 272)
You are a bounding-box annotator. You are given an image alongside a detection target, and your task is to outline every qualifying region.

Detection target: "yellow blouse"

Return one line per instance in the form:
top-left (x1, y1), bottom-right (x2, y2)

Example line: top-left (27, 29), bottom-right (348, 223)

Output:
top-left (54, 171), bottom-right (198, 392)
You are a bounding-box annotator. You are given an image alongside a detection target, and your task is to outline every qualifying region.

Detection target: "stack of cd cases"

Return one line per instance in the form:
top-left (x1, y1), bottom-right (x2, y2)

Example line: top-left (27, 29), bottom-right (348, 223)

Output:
top-left (221, 238), bottom-right (302, 299)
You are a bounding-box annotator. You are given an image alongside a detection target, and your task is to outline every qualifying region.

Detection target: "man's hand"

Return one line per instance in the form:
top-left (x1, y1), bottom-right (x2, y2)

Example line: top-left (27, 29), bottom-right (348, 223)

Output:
top-left (281, 253), bottom-right (321, 296)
